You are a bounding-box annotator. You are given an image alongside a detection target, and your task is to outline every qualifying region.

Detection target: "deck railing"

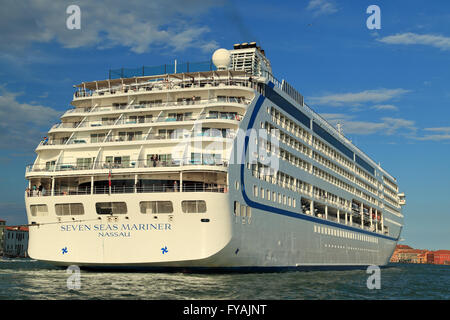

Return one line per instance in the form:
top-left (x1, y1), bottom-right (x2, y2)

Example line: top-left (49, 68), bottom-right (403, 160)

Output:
top-left (63, 97), bottom-right (251, 118)
top-left (74, 78), bottom-right (256, 99)
top-left (57, 114), bottom-right (242, 128)
top-left (26, 184), bottom-right (228, 197)
top-left (26, 158), bottom-right (229, 173)
top-left (39, 129), bottom-right (237, 147)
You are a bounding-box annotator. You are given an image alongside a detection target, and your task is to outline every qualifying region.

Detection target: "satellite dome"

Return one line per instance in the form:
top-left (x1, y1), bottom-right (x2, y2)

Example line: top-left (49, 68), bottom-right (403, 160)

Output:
top-left (212, 48), bottom-right (231, 70)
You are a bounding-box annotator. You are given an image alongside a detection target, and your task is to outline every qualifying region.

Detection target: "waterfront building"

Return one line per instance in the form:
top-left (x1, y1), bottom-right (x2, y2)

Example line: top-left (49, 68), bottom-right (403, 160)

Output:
top-left (390, 245), bottom-right (450, 265)
top-left (3, 226), bottom-right (29, 258)
top-left (428, 250), bottom-right (450, 265)
top-left (0, 219), bottom-right (5, 256)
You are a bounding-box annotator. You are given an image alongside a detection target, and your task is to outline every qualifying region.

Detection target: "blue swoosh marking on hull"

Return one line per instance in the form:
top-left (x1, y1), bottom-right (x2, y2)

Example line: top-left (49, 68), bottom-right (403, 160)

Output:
top-left (238, 84), bottom-right (398, 242)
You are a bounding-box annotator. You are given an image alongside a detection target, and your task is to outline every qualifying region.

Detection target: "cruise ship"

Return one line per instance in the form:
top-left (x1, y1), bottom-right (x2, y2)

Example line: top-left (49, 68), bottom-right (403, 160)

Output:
top-left (25, 42), bottom-right (406, 270)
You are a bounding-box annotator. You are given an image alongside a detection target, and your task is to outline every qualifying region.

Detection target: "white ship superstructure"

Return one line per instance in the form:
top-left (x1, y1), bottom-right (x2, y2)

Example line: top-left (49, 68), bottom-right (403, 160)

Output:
top-left (25, 42), bottom-right (405, 269)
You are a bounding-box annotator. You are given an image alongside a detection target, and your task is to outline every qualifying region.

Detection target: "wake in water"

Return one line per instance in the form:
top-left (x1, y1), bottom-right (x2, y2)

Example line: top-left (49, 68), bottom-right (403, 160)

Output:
top-left (0, 257), bottom-right (37, 263)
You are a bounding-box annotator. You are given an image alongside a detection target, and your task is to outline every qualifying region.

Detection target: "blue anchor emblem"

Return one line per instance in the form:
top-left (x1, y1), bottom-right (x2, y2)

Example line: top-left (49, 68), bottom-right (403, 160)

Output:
top-left (161, 246), bottom-right (168, 254)
top-left (62, 247), bottom-right (68, 255)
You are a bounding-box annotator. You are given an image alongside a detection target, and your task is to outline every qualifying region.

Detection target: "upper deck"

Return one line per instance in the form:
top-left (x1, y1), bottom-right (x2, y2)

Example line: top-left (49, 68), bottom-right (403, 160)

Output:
top-left (72, 69), bottom-right (254, 102)
top-left (26, 44), bottom-right (403, 210)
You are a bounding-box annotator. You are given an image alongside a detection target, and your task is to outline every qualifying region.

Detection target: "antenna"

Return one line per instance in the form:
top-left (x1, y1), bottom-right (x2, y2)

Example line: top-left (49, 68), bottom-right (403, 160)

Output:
top-left (337, 122), bottom-right (343, 135)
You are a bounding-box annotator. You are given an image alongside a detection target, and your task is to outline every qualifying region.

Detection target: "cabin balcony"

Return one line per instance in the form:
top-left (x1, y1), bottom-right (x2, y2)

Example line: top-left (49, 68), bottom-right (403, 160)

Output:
top-left (64, 96), bottom-right (251, 118)
top-left (26, 171), bottom-right (228, 198)
top-left (25, 156), bottom-right (230, 178)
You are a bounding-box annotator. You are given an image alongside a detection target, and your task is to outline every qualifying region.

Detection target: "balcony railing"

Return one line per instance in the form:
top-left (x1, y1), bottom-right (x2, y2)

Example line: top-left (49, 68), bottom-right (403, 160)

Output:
top-left (74, 78), bottom-right (256, 99)
top-left (26, 184), bottom-right (228, 197)
top-left (62, 97), bottom-right (250, 122)
top-left (26, 158), bottom-right (229, 174)
top-left (64, 107), bottom-right (92, 114)
top-left (102, 135), bottom-right (146, 143)
top-left (39, 128), bottom-right (237, 147)
top-left (54, 110), bottom-right (244, 133)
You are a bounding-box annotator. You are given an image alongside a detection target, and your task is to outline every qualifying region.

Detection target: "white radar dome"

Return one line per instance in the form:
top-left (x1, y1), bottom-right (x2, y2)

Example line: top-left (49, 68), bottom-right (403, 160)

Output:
top-left (212, 48), bottom-right (231, 70)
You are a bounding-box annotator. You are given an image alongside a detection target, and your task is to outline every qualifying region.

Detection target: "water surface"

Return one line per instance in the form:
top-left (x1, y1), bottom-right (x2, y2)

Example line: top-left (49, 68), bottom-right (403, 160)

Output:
top-left (0, 258), bottom-right (448, 300)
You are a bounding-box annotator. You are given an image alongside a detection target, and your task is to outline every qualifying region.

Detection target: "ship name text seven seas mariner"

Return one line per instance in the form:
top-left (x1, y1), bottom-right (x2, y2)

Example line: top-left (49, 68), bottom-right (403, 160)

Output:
top-left (60, 223), bottom-right (172, 237)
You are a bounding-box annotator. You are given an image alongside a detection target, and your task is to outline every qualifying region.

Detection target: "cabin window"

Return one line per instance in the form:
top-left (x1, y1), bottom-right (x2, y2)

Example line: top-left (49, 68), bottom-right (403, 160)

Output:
top-left (76, 158), bottom-right (92, 170)
top-left (191, 153), bottom-right (201, 164)
top-left (240, 205), bottom-right (246, 217)
top-left (105, 156), bottom-right (130, 168)
top-left (234, 201), bottom-right (240, 216)
top-left (95, 202), bottom-right (127, 215)
top-left (90, 133), bottom-right (105, 143)
top-left (45, 161), bottom-right (56, 171)
top-left (30, 204), bottom-right (48, 217)
top-left (181, 200), bottom-right (206, 213)
top-left (253, 185), bottom-right (258, 197)
top-left (246, 206), bottom-right (251, 219)
top-left (140, 201), bottom-right (173, 214)
top-left (55, 203), bottom-right (84, 216)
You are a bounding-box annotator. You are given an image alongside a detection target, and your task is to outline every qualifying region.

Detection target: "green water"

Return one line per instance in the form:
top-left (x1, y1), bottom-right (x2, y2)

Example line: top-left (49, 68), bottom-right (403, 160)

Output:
top-left (0, 258), bottom-right (448, 300)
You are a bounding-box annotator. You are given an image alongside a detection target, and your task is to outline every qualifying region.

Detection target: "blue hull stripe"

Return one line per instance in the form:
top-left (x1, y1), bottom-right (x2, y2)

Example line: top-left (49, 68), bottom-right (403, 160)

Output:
top-left (239, 85), bottom-right (398, 242)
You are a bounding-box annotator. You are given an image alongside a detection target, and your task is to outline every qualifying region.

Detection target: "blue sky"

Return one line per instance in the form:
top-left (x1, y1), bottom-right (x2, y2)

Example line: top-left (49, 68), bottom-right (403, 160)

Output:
top-left (0, 0), bottom-right (449, 250)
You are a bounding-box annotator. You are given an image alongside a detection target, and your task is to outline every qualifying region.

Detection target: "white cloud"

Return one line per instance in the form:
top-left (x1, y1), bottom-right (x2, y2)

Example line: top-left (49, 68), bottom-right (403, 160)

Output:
top-left (306, 0), bottom-right (338, 17)
top-left (415, 127), bottom-right (450, 141)
top-left (415, 134), bottom-right (450, 141)
top-left (0, 87), bottom-right (61, 151)
top-left (309, 88), bottom-right (410, 107)
top-left (378, 33), bottom-right (450, 51)
top-left (424, 127), bottom-right (450, 132)
top-left (382, 117), bottom-right (417, 135)
top-left (319, 113), bottom-right (353, 121)
top-left (372, 104), bottom-right (399, 111)
top-left (320, 113), bottom-right (417, 136)
top-left (0, 0), bottom-right (220, 55)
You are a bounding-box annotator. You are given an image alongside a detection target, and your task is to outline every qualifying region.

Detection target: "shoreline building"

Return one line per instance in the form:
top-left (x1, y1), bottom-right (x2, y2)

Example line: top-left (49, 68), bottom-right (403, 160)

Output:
top-left (426, 250), bottom-right (450, 265)
top-left (3, 226), bottom-right (29, 258)
top-left (390, 245), bottom-right (450, 265)
top-left (0, 219), bottom-right (5, 256)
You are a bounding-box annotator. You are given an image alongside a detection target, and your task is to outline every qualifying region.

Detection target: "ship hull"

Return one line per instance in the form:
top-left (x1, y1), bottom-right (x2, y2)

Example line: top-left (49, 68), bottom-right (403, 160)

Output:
top-left (26, 192), bottom-right (397, 270)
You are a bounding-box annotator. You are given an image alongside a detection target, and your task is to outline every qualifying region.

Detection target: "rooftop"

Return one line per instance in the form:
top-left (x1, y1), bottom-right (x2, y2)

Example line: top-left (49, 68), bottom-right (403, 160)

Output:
top-left (5, 226), bottom-right (29, 232)
top-left (396, 245), bottom-right (413, 249)
top-left (433, 250), bottom-right (450, 254)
